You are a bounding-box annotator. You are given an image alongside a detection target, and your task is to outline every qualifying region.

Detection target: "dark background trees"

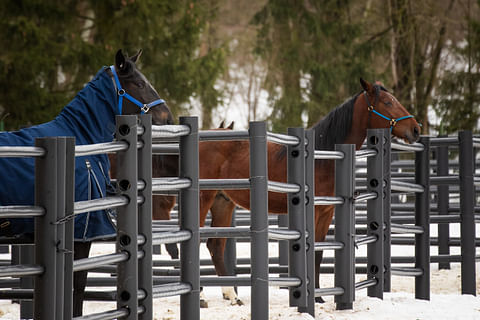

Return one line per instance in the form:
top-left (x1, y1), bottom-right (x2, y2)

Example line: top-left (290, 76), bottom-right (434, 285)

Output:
top-left (0, 0), bottom-right (479, 134)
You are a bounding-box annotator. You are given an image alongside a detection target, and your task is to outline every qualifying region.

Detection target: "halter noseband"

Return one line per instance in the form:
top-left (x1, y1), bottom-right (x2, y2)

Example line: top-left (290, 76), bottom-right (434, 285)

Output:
top-left (109, 65), bottom-right (165, 115)
top-left (363, 85), bottom-right (413, 132)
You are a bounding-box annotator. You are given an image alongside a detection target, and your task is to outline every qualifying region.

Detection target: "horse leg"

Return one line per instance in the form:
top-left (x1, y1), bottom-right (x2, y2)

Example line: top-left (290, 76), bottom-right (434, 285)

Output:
top-left (198, 190), bottom-right (218, 308)
top-left (207, 192), bottom-right (243, 305)
top-left (73, 241), bottom-right (92, 316)
top-left (314, 205), bottom-right (335, 303)
top-left (153, 195), bottom-right (179, 259)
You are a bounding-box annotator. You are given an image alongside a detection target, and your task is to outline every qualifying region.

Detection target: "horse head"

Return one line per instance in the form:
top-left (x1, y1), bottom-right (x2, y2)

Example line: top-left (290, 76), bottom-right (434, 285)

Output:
top-left (360, 78), bottom-right (421, 143)
top-left (113, 49), bottom-right (174, 125)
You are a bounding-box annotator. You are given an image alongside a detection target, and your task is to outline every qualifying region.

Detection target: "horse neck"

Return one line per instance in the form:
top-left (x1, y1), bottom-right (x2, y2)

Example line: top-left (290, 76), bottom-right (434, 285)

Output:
top-left (343, 98), bottom-right (369, 150)
top-left (58, 69), bottom-right (117, 143)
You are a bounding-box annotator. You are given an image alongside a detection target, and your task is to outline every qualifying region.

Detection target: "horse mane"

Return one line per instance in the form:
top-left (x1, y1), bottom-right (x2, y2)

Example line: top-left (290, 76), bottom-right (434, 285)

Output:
top-left (311, 93), bottom-right (360, 151)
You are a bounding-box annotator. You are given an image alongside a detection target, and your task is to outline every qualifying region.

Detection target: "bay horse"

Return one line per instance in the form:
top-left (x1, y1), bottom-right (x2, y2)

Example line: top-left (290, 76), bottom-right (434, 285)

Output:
top-left (0, 49), bottom-right (173, 316)
top-left (197, 78), bottom-right (421, 305)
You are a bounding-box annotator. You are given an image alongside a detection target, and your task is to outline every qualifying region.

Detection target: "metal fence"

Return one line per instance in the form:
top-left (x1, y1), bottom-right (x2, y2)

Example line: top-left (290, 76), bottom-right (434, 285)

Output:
top-left (0, 116), bottom-right (477, 319)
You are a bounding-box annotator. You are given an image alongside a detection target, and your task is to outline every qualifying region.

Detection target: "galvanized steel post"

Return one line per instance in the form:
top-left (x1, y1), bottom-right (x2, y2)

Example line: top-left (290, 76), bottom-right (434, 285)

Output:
top-left (116, 115), bottom-right (139, 318)
top-left (415, 136), bottom-right (430, 300)
top-left (138, 114), bottom-right (153, 320)
top-left (334, 144), bottom-right (355, 310)
top-left (458, 130), bottom-right (476, 295)
top-left (249, 121), bottom-right (269, 320)
top-left (34, 137), bottom-right (59, 319)
top-left (179, 116), bottom-right (200, 320)
top-left (287, 127), bottom-right (307, 308)
top-left (382, 131), bottom-right (391, 292)
top-left (366, 129), bottom-right (385, 299)
top-left (55, 137), bottom-right (66, 320)
top-left (298, 128), bottom-right (315, 316)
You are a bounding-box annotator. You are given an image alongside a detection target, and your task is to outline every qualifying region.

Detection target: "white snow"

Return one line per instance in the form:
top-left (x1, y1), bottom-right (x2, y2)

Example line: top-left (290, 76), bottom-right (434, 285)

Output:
top-left (0, 234), bottom-right (478, 319)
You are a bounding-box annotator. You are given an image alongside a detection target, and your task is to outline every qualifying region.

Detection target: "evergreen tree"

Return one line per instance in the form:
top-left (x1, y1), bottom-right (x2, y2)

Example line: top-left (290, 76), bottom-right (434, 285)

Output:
top-left (0, 0), bottom-right (225, 130)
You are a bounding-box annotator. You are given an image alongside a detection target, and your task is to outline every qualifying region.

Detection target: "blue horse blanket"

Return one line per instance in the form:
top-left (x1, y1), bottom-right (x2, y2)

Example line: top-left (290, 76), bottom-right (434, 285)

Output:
top-left (0, 68), bottom-right (119, 241)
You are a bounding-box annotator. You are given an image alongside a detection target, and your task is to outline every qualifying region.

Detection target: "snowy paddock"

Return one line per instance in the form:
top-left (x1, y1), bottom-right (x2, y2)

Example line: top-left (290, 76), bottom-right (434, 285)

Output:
top-left (0, 233), bottom-right (479, 320)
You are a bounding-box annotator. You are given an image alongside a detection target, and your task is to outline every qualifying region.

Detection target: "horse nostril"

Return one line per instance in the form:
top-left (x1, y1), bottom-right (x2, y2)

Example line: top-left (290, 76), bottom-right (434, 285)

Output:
top-left (413, 126), bottom-right (420, 138)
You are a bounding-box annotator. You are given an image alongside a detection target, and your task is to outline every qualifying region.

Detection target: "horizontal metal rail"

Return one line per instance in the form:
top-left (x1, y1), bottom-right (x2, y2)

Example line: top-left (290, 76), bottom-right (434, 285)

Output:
top-left (473, 137), bottom-right (480, 147)
top-left (74, 306), bottom-right (145, 320)
top-left (315, 241), bottom-right (344, 251)
top-left (199, 178), bottom-right (250, 190)
top-left (152, 124), bottom-right (190, 139)
top-left (152, 143), bottom-right (180, 155)
top-left (355, 149), bottom-right (377, 159)
top-left (314, 196), bottom-right (344, 205)
top-left (152, 178), bottom-right (191, 192)
top-left (315, 287), bottom-right (345, 297)
top-left (0, 264), bottom-right (44, 277)
top-left (268, 277), bottom-right (302, 287)
top-left (152, 282), bottom-right (192, 299)
top-left (152, 230), bottom-right (192, 245)
top-left (267, 132), bottom-right (300, 146)
top-left (354, 192), bottom-right (377, 202)
top-left (390, 223), bottom-right (424, 234)
top-left (0, 205), bottom-right (44, 218)
top-left (391, 141), bottom-right (425, 152)
top-left (74, 195), bottom-right (130, 215)
top-left (355, 235), bottom-right (378, 247)
top-left (429, 136), bottom-right (459, 146)
top-left (314, 150), bottom-right (344, 160)
top-left (199, 227), bottom-right (250, 239)
top-left (199, 130), bottom-right (249, 141)
top-left (268, 181), bottom-right (301, 193)
top-left (75, 141), bottom-right (128, 157)
top-left (0, 146), bottom-right (45, 157)
top-left (268, 228), bottom-right (301, 240)
top-left (355, 279), bottom-right (378, 291)
top-left (391, 180), bottom-right (424, 193)
top-left (391, 267), bottom-right (423, 277)
top-left (73, 252), bottom-right (129, 272)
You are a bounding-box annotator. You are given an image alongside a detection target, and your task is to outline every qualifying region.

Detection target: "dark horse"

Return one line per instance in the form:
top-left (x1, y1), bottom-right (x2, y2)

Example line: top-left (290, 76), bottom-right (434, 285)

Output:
top-left (196, 78), bottom-right (421, 305)
top-left (0, 49), bottom-right (173, 316)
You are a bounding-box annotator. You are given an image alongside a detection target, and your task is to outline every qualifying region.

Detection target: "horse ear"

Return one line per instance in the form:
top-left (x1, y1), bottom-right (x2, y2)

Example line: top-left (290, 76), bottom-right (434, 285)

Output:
top-left (115, 49), bottom-right (127, 71)
top-left (227, 121), bottom-right (234, 129)
top-left (130, 49), bottom-right (143, 64)
top-left (360, 78), bottom-right (374, 93)
top-left (218, 120), bottom-right (225, 128)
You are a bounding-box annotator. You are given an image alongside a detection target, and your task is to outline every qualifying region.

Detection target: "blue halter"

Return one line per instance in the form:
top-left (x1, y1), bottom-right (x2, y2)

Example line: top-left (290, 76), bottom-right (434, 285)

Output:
top-left (364, 86), bottom-right (413, 132)
top-left (109, 65), bottom-right (165, 115)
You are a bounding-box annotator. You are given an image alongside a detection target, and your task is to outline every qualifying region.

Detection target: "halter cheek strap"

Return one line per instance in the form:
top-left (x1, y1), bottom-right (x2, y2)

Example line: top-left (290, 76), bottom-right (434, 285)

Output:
top-left (363, 87), bottom-right (414, 132)
top-left (109, 66), bottom-right (165, 115)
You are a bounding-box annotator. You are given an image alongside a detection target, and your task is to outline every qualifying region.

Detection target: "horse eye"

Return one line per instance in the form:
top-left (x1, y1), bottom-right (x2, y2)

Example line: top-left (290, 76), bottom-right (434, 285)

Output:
top-left (383, 100), bottom-right (393, 107)
top-left (137, 81), bottom-right (145, 89)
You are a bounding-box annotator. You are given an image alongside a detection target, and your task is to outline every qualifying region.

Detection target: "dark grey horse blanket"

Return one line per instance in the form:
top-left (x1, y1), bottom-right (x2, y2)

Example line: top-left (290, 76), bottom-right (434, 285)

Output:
top-left (0, 68), bottom-right (118, 241)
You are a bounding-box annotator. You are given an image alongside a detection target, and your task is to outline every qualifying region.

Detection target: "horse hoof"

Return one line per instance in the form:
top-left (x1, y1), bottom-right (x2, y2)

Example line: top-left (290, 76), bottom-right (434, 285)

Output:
top-left (200, 299), bottom-right (209, 308)
top-left (232, 298), bottom-right (244, 306)
top-left (315, 296), bottom-right (325, 303)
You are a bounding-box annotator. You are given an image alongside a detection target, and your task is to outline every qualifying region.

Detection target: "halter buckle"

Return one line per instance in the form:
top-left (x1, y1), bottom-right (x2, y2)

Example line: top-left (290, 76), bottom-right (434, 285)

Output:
top-left (118, 89), bottom-right (126, 96)
top-left (368, 105), bottom-right (374, 111)
top-left (141, 104), bottom-right (150, 113)
top-left (390, 119), bottom-right (397, 127)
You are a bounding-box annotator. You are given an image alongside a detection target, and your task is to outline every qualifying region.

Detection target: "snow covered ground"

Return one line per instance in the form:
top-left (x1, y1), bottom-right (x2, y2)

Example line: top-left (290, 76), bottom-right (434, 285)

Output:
top-left (0, 229), bottom-right (478, 320)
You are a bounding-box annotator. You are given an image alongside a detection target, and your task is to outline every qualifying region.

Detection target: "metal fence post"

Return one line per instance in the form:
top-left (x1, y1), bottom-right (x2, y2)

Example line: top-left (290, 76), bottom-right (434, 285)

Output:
top-left (458, 130), bottom-right (476, 295)
top-left (116, 115), bottom-right (139, 319)
top-left (298, 128), bottom-right (315, 316)
top-left (334, 144), bottom-right (355, 310)
top-left (55, 137), bottom-right (66, 320)
top-left (366, 129), bottom-right (385, 299)
top-left (34, 137), bottom-right (59, 319)
top-left (138, 114), bottom-right (153, 320)
top-left (249, 121), bottom-right (269, 320)
top-left (415, 136), bottom-right (430, 300)
top-left (287, 127), bottom-right (307, 308)
top-left (179, 116), bottom-right (200, 320)
top-left (435, 136), bottom-right (450, 270)
top-left (63, 137), bottom-right (76, 320)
